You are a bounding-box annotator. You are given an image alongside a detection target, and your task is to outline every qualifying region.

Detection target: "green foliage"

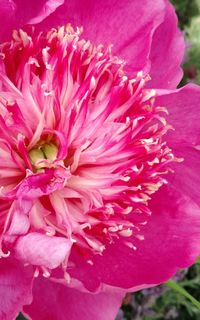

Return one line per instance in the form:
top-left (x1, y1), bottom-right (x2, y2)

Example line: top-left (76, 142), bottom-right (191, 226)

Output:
top-left (122, 265), bottom-right (200, 320)
top-left (16, 314), bottom-right (26, 320)
top-left (172, 0), bottom-right (200, 85)
top-left (171, 0), bottom-right (199, 29)
top-left (184, 10), bottom-right (200, 84)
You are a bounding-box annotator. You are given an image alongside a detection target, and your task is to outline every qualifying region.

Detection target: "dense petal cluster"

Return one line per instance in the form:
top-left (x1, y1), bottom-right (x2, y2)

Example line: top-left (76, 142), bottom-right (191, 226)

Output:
top-left (0, 1), bottom-right (200, 320)
top-left (0, 25), bottom-right (176, 273)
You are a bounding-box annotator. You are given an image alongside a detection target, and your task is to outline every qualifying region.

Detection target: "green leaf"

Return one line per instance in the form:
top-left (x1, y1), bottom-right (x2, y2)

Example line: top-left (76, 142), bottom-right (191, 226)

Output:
top-left (196, 256), bottom-right (200, 265)
top-left (165, 280), bottom-right (200, 311)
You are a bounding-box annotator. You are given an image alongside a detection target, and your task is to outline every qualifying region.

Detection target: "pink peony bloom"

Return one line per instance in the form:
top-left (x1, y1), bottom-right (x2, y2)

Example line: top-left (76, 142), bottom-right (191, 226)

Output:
top-left (0, 1), bottom-right (200, 319)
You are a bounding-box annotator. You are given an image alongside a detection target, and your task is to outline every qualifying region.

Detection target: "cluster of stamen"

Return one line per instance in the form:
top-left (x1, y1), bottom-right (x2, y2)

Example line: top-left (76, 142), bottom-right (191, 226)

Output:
top-left (0, 25), bottom-right (180, 279)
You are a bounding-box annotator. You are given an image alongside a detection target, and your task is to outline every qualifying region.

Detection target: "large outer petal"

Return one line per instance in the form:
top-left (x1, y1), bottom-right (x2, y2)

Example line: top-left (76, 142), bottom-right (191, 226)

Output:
top-left (0, 0), bottom-right (64, 41)
top-left (0, 258), bottom-right (33, 320)
top-left (147, 0), bottom-right (185, 88)
top-left (68, 185), bottom-right (200, 291)
top-left (156, 84), bottom-right (200, 206)
top-left (34, 0), bottom-right (184, 88)
top-left (24, 277), bottom-right (124, 320)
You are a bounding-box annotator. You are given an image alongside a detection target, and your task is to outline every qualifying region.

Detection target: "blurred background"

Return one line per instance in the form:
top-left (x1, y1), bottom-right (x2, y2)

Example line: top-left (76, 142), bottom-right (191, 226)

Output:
top-left (17, 0), bottom-right (200, 319)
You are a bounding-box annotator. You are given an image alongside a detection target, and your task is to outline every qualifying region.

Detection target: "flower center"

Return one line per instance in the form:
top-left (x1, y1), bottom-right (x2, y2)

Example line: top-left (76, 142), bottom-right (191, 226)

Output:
top-left (29, 142), bottom-right (58, 169)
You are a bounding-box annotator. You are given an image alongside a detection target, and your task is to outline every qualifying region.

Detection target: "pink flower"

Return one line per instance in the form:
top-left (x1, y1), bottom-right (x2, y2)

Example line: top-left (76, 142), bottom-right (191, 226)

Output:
top-left (0, 1), bottom-right (200, 319)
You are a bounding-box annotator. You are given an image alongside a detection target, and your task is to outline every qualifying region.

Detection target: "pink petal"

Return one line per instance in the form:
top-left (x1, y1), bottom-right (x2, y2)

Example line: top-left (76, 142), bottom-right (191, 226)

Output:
top-left (68, 186), bottom-right (200, 291)
top-left (5, 168), bottom-right (70, 200)
top-left (15, 233), bottom-right (72, 269)
top-left (168, 144), bottom-right (200, 207)
top-left (156, 84), bottom-right (200, 145)
top-left (0, 258), bottom-right (33, 320)
top-left (147, 0), bottom-right (184, 88)
top-left (35, 0), bottom-right (184, 88)
top-left (24, 276), bottom-right (124, 320)
top-left (25, 0), bottom-right (64, 24)
top-left (35, 0), bottom-right (165, 75)
top-left (6, 204), bottom-right (30, 236)
top-left (0, 0), bottom-right (64, 41)
top-left (156, 84), bottom-right (200, 205)
top-left (0, 1), bottom-right (15, 42)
